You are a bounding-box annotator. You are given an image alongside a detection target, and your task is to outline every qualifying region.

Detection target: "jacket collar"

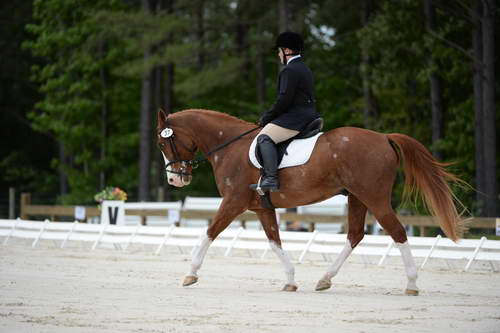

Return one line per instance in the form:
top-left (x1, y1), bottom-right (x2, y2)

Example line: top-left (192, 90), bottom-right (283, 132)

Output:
top-left (286, 54), bottom-right (301, 65)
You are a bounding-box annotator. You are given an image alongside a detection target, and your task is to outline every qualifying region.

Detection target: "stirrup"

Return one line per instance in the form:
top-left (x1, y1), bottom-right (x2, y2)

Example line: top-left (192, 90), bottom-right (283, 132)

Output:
top-left (249, 176), bottom-right (275, 210)
top-left (249, 176), bottom-right (265, 196)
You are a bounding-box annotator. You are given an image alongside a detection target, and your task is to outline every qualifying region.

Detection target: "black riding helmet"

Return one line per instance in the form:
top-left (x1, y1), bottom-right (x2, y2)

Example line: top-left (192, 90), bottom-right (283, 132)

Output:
top-left (274, 31), bottom-right (303, 65)
top-left (274, 31), bottom-right (304, 52)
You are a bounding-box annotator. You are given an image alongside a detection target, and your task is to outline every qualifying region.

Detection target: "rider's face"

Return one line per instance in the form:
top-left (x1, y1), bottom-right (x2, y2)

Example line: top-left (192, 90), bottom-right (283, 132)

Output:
top-left (278, 48), bottom-right (284, 64)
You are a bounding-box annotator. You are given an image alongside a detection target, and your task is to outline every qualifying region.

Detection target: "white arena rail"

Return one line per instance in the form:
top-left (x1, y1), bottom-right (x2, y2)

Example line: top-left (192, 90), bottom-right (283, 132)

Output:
top-left (116, 196), bottom-right (344, 230)
top-left (297, 195), bottom-right (348, 233)
top-left (37, 220), bottom-right (76, 248)
top-left (181, 196), bottom-right (223, 228)
top-left (124, 201), bottom-right (183, 226)
top-left (1, 219), bottom-right (499, 272)
top-left (181, 196), bottom-right (285, 230)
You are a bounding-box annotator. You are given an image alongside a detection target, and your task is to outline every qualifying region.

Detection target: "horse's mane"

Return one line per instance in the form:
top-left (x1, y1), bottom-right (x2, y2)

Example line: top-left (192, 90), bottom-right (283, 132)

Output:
top-left (176, 109), bottom-right (252, 127)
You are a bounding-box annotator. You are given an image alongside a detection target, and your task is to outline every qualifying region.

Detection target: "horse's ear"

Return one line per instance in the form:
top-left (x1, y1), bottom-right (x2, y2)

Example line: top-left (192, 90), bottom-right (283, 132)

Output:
top-left (158, 108), bottom-right (168, 128)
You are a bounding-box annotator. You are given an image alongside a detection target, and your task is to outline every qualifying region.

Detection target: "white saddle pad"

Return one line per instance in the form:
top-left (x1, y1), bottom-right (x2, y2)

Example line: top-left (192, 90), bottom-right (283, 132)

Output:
top-left (249, 133), bottom-right (323, 169)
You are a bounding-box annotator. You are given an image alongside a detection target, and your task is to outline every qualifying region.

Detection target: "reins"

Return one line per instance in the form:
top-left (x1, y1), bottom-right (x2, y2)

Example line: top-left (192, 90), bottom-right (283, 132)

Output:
top-left (164, 126), bottom-right (261, 177)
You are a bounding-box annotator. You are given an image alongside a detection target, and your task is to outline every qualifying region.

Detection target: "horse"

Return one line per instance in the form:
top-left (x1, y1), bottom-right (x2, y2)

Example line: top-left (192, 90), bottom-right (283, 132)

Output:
top-left (156, 108), bottom-right (464, 294)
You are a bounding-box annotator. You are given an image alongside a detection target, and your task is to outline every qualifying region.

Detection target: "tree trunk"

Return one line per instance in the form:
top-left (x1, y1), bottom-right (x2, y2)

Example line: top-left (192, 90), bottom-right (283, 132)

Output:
top-left (360, 0), bottom-right (378, 129)
top-left (256, 42), bottom-right (266, 105)
top-left (472, 0), bottom-right (486, 215)
top-left (161, 0), bottom-right (175, 201)
top-left (58, 141), bottom-right (68, 197)
top-left (278, 0), bottom-right (289, 74)
top-left (235, 4), bottom-right (250, 82)
top-left (152, 0), bottom-right (164, 203)
top-left (279, 0), bottom-right (298, 224)
top-left (481, 0), bottom-right (497, 217)
top-left (153, 66), bottom-right (162, 201)
top-left (407, 78), bottom-right (419, 132)
top-left (424, 0), bottom-right (444, 160)
top-left (162, 0), bottom-right (175, 113)
top-left (196, 0), bottom-right (205, 69)
top-left (138, 0), bottom-right (153, 201)
top-left (279, 0), bottom-right (289, 33)
top-left (99, 38), bottom-right (108, 190)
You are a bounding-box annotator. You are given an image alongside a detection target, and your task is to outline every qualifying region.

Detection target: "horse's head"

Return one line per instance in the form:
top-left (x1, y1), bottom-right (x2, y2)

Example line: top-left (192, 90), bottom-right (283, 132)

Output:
top-left (156, 109), bottom-right (197, 187)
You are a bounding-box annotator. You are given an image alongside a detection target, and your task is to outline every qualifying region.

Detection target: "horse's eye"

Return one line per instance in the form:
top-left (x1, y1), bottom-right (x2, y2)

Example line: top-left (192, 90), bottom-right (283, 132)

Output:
top-left (159, 142), bottom-right (165, 148)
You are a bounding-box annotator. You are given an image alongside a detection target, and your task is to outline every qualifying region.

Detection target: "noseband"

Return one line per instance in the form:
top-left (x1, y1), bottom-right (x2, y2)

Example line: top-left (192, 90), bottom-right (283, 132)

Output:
top-left (161, 124), bottom-right (261, 178)
top-left (162, 123), bottom-right (198, 178)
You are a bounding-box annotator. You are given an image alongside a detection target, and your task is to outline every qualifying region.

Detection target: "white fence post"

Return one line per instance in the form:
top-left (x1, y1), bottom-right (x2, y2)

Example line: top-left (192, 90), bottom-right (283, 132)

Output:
top-left (420, 234), bottom-right (441, 269)
top-left (155, 225), bottom-right (176, 255)
top-left (92, 225), bottom-right (107, 250)
top-left (3, 218), bottom-right (21, 245)
top-left (124, 225), bottom-right (141, 252)
top-left (464, 236), bottom-right (487, 271)
top-left (61, 221), bottom-right (78, 249)
top-left (378, 240), bottom-right (394, 266)
top-left (225, 227), bottom-right (244, 257)
top-left (32, 219), bottom-right (50, 248)
top-left (298, 230), bottom-right (318, 263)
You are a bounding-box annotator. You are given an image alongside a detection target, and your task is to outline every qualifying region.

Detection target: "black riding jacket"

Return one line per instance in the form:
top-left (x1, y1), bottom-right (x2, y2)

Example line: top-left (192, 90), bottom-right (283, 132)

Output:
top-left (260, 56), bottom-right (319, 131)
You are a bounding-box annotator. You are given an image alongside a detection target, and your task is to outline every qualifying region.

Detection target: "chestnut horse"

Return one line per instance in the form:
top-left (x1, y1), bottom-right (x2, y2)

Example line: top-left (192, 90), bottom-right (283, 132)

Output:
top-left (156, 109), bottom-right (463, 294)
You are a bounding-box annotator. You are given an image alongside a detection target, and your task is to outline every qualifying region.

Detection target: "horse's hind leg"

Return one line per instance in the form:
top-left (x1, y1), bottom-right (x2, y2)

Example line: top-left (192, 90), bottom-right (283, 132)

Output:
top-left (368, 202), bottom-right (419, 295)
top-left (316, 194), bottom-right (367, 291)
top-left (255, 209), bottom-right (297, 292)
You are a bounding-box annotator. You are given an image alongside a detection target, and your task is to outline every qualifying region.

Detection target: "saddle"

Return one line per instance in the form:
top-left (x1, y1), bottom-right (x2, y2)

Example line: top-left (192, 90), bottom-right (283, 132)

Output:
top-left (254, 117), bottom-right (324, 167)
top-left (251, 118), bottom-right (324, 209)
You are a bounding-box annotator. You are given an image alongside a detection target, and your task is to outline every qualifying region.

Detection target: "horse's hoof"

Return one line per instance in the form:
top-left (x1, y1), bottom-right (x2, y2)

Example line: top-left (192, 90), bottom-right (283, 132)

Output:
top-left (282, 284), bottom-right (298, 292)
top-left (315, 279), bottom-right (332, 291)
top-left (182, 275), bottom-right (198, 287)
top-left (405, 289), bottom-right (419, 296)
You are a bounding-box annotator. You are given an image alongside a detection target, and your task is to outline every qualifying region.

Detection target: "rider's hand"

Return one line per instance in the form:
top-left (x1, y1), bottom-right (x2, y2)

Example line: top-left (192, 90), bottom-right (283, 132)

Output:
top-left (258, 115), bottom-right (270, 127)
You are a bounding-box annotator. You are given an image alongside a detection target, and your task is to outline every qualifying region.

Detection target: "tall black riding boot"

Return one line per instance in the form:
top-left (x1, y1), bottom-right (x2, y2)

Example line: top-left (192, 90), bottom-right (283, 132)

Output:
top-left (257, 134), bottom-right (280, 192)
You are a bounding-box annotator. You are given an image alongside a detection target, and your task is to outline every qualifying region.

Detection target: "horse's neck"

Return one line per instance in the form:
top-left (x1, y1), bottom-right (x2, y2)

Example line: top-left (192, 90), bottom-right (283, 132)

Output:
top-left (184, 111), bottom-right (253, 156)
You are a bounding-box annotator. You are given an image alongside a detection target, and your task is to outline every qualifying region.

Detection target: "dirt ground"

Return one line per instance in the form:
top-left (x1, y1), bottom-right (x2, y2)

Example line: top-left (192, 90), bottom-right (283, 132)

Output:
top-left (1, 240), bottom-right (499, 333)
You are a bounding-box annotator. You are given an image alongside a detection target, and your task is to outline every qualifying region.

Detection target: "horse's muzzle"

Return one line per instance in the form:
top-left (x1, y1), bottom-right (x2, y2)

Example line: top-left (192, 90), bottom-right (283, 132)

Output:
top-left (182, 174), bottom-right (193, 186)
top-left (168, 174), bottom-right (192, 187)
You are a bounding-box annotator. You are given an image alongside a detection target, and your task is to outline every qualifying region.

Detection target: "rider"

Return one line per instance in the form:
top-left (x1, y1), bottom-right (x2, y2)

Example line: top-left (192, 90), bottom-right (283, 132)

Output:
top-left (256, 31), bottom-right (320, 192)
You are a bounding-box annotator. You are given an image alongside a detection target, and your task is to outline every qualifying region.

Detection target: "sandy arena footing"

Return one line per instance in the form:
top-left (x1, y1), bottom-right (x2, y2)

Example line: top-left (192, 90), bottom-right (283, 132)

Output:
top-left (1, 241), bottom-right (499, 333)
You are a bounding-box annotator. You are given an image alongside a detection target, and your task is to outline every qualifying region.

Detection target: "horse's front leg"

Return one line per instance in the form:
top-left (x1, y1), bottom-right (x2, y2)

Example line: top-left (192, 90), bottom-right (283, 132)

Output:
top-left (255, 209), bottom-right (298, 292)
top-left (183, 199), bottom-right (246, 287)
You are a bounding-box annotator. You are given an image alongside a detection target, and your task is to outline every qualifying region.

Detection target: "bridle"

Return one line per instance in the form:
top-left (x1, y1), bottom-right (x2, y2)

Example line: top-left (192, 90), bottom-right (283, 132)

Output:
top-left (162, 126), bottom-right (197, 178)
top-left (161, 118), bottom-right (260, 178)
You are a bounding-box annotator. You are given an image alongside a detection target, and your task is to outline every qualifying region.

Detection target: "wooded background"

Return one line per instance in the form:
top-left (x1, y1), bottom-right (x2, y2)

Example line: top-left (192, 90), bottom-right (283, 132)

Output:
top-left (0, 0), bottom-right (498, 217)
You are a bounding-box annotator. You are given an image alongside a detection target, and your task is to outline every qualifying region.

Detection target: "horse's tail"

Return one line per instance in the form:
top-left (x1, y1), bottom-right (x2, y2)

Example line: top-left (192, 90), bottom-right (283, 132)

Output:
top-left (387, 133), bottom-right (466, 241)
